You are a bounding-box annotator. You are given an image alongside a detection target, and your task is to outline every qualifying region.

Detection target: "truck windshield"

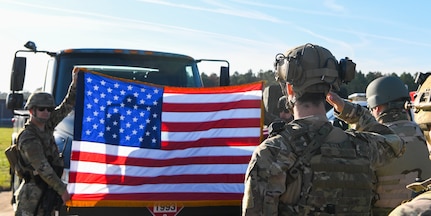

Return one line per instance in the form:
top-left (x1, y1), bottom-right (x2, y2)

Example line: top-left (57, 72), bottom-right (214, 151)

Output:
top-left (53, 52), bottom-right (202, 105)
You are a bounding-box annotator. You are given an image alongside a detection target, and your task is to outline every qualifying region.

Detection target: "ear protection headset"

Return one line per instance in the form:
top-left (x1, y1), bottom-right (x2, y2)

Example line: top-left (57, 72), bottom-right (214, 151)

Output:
top-left (338, 57), bottom-right (356, 83)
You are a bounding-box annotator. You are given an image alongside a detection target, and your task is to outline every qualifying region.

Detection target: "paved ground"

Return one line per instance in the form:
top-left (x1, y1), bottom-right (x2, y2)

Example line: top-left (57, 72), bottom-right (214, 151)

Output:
top-left (0, 190), bottom-right (14, 216)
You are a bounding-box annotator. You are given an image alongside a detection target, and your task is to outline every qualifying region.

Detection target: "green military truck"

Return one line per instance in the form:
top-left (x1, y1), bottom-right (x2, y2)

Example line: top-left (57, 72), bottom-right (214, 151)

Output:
top-left (6, 41), bottom-right (238, 216)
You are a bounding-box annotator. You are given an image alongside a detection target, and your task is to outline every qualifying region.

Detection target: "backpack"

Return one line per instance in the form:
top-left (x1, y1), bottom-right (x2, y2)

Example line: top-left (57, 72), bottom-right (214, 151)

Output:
top-left (278, 121), bottom-right (333, 204)
top-left (4, 143), bottom-right (29, 179)
top-left (4, 128), bottom-right (38, 179)
top-left (276, 120), bottom-right (374, 215)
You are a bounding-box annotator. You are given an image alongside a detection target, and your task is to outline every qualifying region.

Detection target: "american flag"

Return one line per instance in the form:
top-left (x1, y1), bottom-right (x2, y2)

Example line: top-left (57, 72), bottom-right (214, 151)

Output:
top-left (68, 70), bottom-right (263, 207)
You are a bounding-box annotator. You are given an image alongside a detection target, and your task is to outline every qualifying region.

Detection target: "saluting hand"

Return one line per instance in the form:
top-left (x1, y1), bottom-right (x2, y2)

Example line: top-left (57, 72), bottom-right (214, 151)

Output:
top-left (326, 91), bottom-right (345, 113)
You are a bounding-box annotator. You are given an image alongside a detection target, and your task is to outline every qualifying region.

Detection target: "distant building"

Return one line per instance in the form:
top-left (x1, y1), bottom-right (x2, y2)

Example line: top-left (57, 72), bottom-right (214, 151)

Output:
top-left (0, 99), bottom-right (13, 127)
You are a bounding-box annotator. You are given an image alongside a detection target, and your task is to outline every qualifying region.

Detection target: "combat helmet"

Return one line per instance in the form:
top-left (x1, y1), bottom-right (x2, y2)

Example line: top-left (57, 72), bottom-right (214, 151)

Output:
top-left (366, 76), bottom-right (410, 109)
top-left (274, 43), bottom-right (356, 98)
top-left (24, 91), bottom-right (56, 110)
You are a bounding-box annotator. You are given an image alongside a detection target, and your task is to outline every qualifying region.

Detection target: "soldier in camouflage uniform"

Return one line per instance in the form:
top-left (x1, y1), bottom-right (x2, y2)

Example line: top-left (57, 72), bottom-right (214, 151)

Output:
top-left (365, 76), bottom-right (431, 215)
top-left (242, 43), bottom-right (405, 216)
top-left (14, 68), bottom-right (78, 216)
top-left (388, 72), bottom-right (431, 215)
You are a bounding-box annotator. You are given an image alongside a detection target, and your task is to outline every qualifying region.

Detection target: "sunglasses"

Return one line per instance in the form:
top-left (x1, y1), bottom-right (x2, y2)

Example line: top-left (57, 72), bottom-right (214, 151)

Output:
top-left (37, 107), bottom-right (54, 112)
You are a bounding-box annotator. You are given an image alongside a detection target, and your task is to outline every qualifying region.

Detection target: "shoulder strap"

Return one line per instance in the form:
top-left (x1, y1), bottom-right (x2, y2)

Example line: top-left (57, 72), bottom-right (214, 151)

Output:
top-left (267, 121), bottom-right (287, 137)
top-left (278, 121), bottom-right (309, 143)
top-left (301, 122), bottom-right (333, 159)
top-left (280, 121), bottom-right (333, 156)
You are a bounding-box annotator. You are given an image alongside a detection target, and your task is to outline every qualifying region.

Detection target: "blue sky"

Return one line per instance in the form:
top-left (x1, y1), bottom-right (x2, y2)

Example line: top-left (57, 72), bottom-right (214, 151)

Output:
top-left (1, 0), bottom-right (431, 92)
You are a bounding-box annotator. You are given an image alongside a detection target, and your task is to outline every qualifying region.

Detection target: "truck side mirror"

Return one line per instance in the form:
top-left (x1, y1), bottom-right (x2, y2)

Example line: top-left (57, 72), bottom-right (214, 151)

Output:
top-left (10, 56), bottom-right (27, 91)
top-left (6, 93), bottom-right (24, 110)
top-left (220, 66), bottom-right (230, 86)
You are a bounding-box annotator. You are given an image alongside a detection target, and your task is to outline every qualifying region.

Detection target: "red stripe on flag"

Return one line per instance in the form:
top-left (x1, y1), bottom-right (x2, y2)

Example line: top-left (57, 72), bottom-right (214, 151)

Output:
top-left (71, 192), bottom-right (242, 202)
top-left (161, 137), bottom-right (260, 149)
top-left (162, 100), bottom-right (261, 112)
top-left (69, 172), bottom-right (245, 185)
top-left (161, 118), bottom-right (260, 132)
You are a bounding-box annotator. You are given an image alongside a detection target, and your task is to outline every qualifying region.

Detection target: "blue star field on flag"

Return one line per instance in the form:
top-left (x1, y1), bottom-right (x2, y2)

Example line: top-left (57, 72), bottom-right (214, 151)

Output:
top-left (80, 72), bottom-right (164, 149)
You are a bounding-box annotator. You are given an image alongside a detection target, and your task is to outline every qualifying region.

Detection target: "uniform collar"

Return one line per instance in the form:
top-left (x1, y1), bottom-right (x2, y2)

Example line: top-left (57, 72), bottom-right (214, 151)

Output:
top-left (377, 109), bottom-right (410, 123)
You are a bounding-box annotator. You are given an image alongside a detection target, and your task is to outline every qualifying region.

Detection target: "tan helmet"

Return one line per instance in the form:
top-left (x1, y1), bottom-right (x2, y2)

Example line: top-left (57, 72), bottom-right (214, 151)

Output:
top-left (274, 43), bottom-right (356, 98)
top-left (413, 73), bottom-right (431, 128)
top-left (24, 91), bottom-right (56, 110)
top-left (412, 72), bottom-right (431, 158)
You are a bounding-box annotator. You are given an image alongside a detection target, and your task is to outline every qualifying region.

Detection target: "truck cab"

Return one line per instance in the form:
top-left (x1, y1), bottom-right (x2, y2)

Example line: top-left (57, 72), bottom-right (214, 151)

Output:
top-left (7, 41), bottom-right (233, 216)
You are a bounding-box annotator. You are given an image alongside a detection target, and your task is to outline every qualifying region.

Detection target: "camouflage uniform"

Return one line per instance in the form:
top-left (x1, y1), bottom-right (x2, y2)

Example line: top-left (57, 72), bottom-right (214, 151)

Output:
top-left (372, 109), bottom-right (431, 215)
top-left (387, 72), bottom-right (431, 216)
top-left (364, 76), bottom-right (431, 215)
top-left (242, 101), bottom-right (404, 216)
top-left (14, 84), bottom-right (76, 216)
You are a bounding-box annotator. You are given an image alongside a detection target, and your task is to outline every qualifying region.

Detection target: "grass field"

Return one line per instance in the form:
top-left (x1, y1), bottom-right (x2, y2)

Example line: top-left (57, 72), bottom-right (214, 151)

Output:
top-left (0, 127), bottom-right (13, 190)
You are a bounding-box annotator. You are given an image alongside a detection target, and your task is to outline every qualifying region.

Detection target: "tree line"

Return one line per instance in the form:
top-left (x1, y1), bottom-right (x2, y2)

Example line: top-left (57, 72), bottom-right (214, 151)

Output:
top-left (0, 70), bottom-right (420, 100)
top-left (201, 70), bottom-right (420, 99)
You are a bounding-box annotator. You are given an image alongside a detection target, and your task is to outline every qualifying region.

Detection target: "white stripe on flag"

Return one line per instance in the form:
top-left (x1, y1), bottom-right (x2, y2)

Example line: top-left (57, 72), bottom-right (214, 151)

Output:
top-left (70, 161), bottom-right (249, 177)
top-left (71, 141), bottom-right (256, 158)
top-left (69, 183), bottom-right (245, 194)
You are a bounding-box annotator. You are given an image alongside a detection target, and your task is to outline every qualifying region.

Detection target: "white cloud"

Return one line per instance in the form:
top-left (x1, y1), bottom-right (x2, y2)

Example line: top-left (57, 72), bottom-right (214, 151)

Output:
top-left (323, 0), bottom-right (345, 12)
top-left (137, 0), bottom-right (284, 23)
